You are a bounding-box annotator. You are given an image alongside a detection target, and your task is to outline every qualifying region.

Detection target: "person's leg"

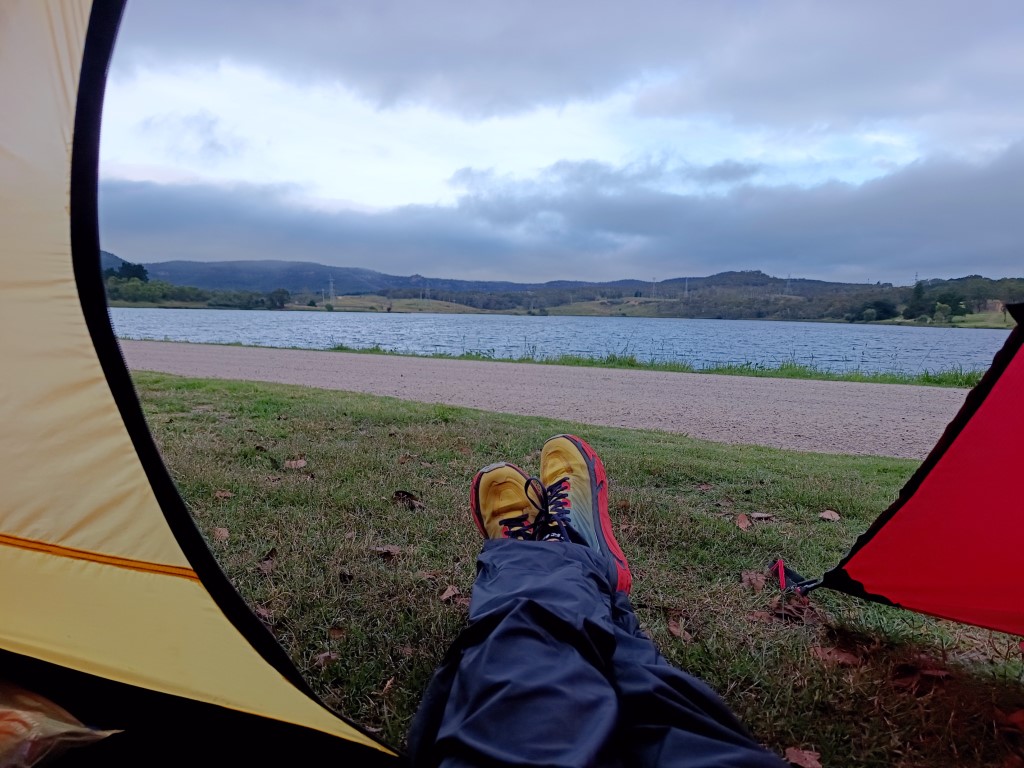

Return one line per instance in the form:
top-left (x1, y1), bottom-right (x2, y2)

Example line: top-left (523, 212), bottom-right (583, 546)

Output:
top-left (409, 540), bottom-right (623, 768)
top-left (607, 592), bottom-right (788, 768)
top-left (538, 436), bottom-right (786, 767)
top-left (408, 462), bottom-right (622, 768)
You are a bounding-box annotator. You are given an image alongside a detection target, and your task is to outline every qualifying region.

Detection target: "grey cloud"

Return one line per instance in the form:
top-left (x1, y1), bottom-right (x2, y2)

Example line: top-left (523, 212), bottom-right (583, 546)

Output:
top-left (112, 0), bottom-right (1024, 144)
top-left (100, 143), bottom-right (1024, 284)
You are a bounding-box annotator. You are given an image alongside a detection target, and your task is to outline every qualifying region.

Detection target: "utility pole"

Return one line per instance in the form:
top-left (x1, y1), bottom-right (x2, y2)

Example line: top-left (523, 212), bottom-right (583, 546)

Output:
top-left (328, 276), bottom-right (335, 303)
top-left (684, 277), bottom-right (689, 300)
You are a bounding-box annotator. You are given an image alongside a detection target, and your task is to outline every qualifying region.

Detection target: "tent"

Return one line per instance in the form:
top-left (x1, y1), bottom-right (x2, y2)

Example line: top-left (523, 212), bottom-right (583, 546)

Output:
top-left (2, 0), bottom-right (1020, 764)
top-left (0, 2), bottom-right (397, 763)
top-left (790, 302), bottom-right (1024, 637)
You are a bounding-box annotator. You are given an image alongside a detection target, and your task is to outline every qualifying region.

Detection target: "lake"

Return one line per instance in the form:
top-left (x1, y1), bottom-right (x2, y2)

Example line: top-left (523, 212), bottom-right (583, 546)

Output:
top-left (109, 308), bottom-right (1011, 375)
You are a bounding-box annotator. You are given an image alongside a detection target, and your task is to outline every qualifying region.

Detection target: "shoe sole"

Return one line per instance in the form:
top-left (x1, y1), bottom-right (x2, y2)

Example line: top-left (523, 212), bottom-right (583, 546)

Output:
top-left (550, 435), bottom-right (633, 593)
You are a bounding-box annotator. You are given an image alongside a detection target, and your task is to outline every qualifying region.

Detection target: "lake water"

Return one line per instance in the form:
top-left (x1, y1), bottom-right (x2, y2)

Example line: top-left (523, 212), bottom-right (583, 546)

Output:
top-left (109, 307), bottom-right (1012, 374)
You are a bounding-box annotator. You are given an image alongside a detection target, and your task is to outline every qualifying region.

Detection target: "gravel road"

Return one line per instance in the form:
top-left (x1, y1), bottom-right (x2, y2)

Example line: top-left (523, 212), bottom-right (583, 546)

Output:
top-left (121, 340), bottom-right (971, 460)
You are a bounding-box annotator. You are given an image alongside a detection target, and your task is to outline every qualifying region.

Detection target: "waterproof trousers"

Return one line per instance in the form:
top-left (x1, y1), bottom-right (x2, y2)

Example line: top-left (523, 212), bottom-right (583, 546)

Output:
top-left (408, 539), bottom-right (788, 768)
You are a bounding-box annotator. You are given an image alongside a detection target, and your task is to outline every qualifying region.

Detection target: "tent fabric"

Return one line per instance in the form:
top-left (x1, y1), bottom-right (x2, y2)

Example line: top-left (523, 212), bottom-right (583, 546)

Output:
top-left (815, 303), bottom-right (1024, 636)
top-left (0, 1), bottom-right (395, 760)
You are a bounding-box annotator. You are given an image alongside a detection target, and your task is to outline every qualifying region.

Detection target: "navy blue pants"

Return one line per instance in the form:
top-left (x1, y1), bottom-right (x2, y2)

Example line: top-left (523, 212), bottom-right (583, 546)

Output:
top-left (408, 540), bottom-right (787, 768)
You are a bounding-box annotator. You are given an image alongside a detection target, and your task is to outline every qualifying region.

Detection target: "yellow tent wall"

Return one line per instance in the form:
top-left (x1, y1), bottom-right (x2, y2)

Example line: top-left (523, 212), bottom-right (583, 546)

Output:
top-left (0, 2), bottom-right (397, 763)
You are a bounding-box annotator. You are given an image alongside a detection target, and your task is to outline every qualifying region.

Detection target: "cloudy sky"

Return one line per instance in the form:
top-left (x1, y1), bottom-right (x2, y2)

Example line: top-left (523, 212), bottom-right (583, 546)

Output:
top-left (99, 0), bottom-right (1024, 284)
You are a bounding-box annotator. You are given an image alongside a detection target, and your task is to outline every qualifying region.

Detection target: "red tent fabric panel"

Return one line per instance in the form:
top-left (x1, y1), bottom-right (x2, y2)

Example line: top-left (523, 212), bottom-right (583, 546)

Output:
top-left (821, 309), bottom-right (1024, 636)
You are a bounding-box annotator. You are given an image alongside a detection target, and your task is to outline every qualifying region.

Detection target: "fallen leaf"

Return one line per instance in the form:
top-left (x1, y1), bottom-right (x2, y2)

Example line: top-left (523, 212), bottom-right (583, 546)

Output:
top-left (392, 490), bottom-right (425, 510)
top-left (254, 606), bottom-right (272, 620)
top-left (313, 651), bottom-right (341, 669)
top-left (770, 594), bottom-right (822, 624)
top-left (214, 490), bottom-right (234, 500)
top-left (696, 482), bottom-right (714, 491)
top-left (748, 611), bottom-right (774, 623)
top-left (996, 709), bottom-right (1024, 733)
top-left (344, 531), bottom-right (357, 540)
top-left (370, 545), bottom-right (402, 560)
top-left (417, 570), bottom-right (443, 582)
top-left (439, 585), bottom-right (462, 602)
top-left (741, 571), bottom-right (767, 593)
top-left (398, 454), bottom-right (413, 464)
top-left (735, 513), bottom-right (752, 531)
top-left (328, 626), bottom-right (346, 640)
top-left (819, 509), bottom-right (841, 522)
top-left (381, 677), bottom-right (395, 696)
top-left (398, 645), bottom-right (415, 657)
top-left (284, 458), bottom-right (307, 470)
top-left (258, 547), bottom-right (277, 575)
top-left (420, 462), bottom-right (433, 468)
top-left (617, 499), bottom-right (631, 512)
top-left (810, 646), bottom-right (861, 667)
top-left (667, 618), bottom-right (693, 642)
top-left (212, 527), bottom-right (230, 542)
top-left (784, 747), bottom-right (822, 768)
top-left (749, 512), bottom-right (776, 521)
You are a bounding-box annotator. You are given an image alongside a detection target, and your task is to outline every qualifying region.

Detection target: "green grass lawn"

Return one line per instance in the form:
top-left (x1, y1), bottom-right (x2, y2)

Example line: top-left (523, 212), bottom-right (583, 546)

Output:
top-left (135, 372), bottom-right (1024, 766)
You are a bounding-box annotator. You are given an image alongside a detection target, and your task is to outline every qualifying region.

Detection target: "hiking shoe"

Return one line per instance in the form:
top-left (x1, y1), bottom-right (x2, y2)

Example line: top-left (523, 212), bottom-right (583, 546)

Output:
top-left (538, 435), bottom-right (633, 592)
top-left (470, 462), bottom-right (538, 540)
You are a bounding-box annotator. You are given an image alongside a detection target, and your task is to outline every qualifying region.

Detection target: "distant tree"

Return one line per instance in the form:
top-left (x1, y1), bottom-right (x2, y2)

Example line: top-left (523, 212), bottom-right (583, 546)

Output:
top-left (307, 299), bottom-right (317, 307)
top-left (862, 308), bottom-right (877, 322)
top-left (266, 288), bottom-right (291, 309)
top-left (324, 303), bottom-right (334, 312)
top-left (933, 303), bottom-right (951, 323)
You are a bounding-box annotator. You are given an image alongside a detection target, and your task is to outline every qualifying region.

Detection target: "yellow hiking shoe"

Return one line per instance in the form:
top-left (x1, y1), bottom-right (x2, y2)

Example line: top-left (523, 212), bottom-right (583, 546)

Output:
top-left (538, 435), bottom-right (633, 592)
top-left (470, 462), bottom-right (539, 540)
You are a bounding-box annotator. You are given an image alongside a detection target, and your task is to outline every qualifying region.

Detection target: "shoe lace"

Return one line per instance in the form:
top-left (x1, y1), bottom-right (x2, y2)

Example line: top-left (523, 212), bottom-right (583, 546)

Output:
top-left (525, 476), bottom-right (572, 542)
top-left (498, 513), bottom-right (534, 541)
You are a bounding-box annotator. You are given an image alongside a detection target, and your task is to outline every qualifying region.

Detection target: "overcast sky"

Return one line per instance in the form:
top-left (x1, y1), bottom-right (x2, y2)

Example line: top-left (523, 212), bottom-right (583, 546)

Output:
top-left (98, 0), bottom-right (1024, 284)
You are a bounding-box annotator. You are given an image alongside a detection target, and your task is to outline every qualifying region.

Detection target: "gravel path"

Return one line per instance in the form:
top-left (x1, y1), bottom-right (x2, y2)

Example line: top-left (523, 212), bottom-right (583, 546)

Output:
top-left (121, 340), bottom-right (971, 460)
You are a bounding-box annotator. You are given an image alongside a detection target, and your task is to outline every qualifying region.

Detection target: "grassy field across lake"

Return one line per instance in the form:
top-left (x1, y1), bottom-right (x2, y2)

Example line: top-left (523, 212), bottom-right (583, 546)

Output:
top-left (135, 372), bottom-right (1024, 766)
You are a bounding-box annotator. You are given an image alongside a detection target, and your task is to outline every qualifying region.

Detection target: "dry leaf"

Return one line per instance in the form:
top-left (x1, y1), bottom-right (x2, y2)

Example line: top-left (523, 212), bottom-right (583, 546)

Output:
top-left (417, 570), bottom-right (443, 582)
top-left (313, 651), bottom-right (341, 669)
top-left (392, 490), bottom-right (425, 510)
top-left (254, 606), bottom-right (272, 620)
top-left (770, 594), bottom-right (822, 624)
top-left (398, 454), bottom-right (413, 464)
top-left (748, 610), bottom-right (774, 623)
top-left (784, 747), bottom-right (822, 768)
top-left (735, 513), bottom-right (752, 531)
top-left (741, 571), bottom-right (767, 593)
top-left (439, 585), bottom-right (462, 602)
top-left (381, 677), bottom-right (395, 696)
top-left (667, 618), bottom-right (693, 642)
top-left (749, 512), bottom-right (775, 521)
top-left (212, 527), bottom-right (230, 542)
top-left (328, 626), bottom-right (346, 640)
top-left (819, 509), bottom-right (841, 522)
top-left (258, 547), bottom-right (277, 575)
top-left (696, 482), bottom-right (714, 491)
top-left (214, 490), bottom-right (234, 500)
top-left (370, 545), bottom-right (402, 560)
top-left (344, 531), bottom-right (357, 540)
top-left (617, 499), bottom-right (631, 512)
top-left (284, 458), bottom-right (307, 470)
top-left (996, 708), bottom-right (1024, 733)
top-left (810, 646), bottom-right (861, 667)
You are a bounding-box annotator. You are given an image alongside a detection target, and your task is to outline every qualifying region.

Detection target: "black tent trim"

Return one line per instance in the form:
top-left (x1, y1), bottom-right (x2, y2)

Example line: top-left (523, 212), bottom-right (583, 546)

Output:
top-left (56, 2), bottom-right (399, 760)
top-left (806, 303), bottom-right (1024, 603)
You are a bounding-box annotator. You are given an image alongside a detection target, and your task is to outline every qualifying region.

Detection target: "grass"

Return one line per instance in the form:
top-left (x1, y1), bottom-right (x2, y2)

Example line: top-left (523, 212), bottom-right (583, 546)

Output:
top-left (133, 371), bottom-right (1024, 766)
top-left (328, 345), bottom-right (986, 388)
